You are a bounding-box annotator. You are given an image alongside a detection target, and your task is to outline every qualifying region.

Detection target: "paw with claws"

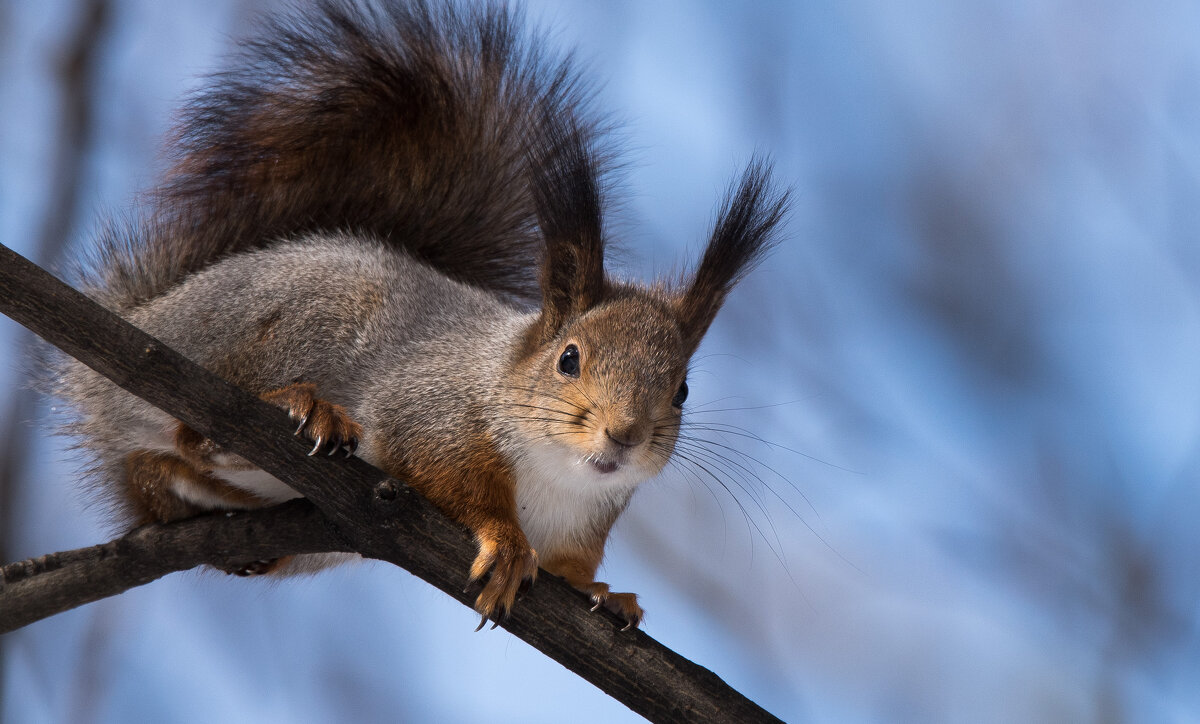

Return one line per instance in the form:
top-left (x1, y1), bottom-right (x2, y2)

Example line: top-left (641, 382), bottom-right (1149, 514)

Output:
top-left (262, 382), bottom-right (362, 457)
top-left (580, 581), bottom-right (643, 631)
top-left (467, 530), bottom-right (539, 631)
top-left (218, 557), bottom-right (287, 576)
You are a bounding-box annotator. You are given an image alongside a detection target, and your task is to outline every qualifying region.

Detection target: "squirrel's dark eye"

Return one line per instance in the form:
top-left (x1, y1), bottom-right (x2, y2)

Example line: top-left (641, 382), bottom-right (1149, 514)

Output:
top-left (672, 379), bottom-right (688, 408)
top-left (557, 344), bottom-right (581, 378)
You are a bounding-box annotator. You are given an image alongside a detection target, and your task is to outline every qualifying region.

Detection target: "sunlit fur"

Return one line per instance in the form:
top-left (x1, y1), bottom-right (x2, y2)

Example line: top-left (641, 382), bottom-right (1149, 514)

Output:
top-left (499, 295), bottom-right (686, 556)
top-left (57, 0), bottom-right (790, 627)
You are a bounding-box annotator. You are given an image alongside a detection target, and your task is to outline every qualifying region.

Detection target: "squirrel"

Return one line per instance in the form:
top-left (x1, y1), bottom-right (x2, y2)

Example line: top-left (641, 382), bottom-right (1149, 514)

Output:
top-left (57, 0), bottom-right (788, 629)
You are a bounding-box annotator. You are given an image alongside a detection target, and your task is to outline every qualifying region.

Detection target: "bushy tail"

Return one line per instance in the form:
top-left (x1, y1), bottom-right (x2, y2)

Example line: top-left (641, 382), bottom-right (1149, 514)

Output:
top-left (85, 0), bottom-right (605, 308)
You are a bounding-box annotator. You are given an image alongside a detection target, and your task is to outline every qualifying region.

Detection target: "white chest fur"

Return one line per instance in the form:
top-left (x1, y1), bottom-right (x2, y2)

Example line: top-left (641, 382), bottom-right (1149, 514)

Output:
top-left (511, 442), bottom-right (646, 556)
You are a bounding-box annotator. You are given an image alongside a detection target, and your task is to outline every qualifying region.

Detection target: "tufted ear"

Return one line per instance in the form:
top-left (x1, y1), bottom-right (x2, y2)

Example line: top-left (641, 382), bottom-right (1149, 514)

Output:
top-left (675, 158), bottom-right (789, 357)
top-left (527, 115), bottom-right (607, 345)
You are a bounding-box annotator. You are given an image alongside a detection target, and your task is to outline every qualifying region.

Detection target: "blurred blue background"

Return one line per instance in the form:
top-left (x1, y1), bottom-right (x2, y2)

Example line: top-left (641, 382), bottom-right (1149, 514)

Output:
top-left (4, 1), bottom-right (1200, 722)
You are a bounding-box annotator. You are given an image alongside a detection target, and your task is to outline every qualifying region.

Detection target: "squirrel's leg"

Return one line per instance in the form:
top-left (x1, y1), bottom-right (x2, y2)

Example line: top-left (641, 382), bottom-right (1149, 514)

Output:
top-left (159, 381), bottom-right (361, 575)
top-left (378, 446), bottom-right (538, 627)
top-left (170, 381), bottom-right (362, 468)
top-left (464, 509), bottom-right (540, 629)
top-left (123, 449), bottom-right (286, 576)
top-left (542, 549), bottom-right (643, 630)
top-left (123, 450), bottom-right (209, 524)
top-left (124, 449), bottom-right (267, 522)
top-left (164, 382), bottom-right (362, 475)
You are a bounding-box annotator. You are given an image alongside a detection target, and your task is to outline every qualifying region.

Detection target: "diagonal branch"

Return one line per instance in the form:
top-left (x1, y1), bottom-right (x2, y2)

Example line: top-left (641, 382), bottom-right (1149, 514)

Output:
top-left (0, 243), bottom-right (783, 724)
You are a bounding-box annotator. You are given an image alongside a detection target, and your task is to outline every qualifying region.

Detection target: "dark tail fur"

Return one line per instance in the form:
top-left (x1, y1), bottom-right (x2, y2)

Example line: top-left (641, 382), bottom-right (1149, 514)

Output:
top-left (675, 157), bottom-right (790, 357)
top-left (84, 0), bottom-right (606, 308)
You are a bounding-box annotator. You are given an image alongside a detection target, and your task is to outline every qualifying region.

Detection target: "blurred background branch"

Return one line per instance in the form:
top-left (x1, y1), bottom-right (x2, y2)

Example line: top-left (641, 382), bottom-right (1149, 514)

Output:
top-left (0, 0), bottom-right (109, 587)
top-left (0, 0), bottom-right (110, 716)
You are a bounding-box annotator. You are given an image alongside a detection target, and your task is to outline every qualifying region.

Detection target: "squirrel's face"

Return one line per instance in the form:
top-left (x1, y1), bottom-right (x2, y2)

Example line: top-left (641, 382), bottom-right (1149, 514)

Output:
top-left (509, 296), bottom-right (687, 481)
top-left (513, 122), bottom-right (786, 486)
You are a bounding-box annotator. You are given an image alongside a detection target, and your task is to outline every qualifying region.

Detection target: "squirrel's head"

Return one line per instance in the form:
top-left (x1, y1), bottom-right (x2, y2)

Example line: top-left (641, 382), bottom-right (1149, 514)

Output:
top-left (506, 119), bottom-right (788, 487)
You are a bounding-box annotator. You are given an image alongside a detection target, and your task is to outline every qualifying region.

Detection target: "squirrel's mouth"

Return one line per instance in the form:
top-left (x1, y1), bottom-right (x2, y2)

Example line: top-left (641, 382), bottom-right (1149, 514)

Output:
top-left (590, 458), bottom-right (619, 475)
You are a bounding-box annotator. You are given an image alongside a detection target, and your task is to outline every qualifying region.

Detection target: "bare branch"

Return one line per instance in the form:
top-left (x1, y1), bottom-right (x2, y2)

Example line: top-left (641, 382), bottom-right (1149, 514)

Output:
top-left (1, 499), bottom-right (348, 631)
top-left (0, 242), bottom-right (783, 724)
top-left (0, 1), bottom-right (112, 700)
top-left (0, 0), bottom-right (111, 602)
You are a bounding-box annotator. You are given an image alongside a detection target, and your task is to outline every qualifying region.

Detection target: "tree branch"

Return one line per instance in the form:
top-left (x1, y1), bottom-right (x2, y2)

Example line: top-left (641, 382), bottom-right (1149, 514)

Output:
top-left (0, 243), bottom-right (783, 723)
top-left (1, 499), bottom-right (348, 631)
top-left (0, 0), bottom-right (112, 697)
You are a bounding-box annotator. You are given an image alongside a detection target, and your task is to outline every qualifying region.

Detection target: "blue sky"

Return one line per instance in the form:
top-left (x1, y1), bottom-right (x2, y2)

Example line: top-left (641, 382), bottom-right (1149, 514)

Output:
top-left (4, 1), bottom-right (1200, 722)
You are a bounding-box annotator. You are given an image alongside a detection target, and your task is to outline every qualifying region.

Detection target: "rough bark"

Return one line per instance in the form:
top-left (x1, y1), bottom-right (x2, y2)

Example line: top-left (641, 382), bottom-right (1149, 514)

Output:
top-left (1, 499), bottom-right (348, 631)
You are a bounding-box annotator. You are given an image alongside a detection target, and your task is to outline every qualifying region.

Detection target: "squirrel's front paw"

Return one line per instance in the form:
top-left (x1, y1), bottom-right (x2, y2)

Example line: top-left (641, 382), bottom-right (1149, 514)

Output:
top-left (581, 582), bottom-right (643, 631)
top-left (468, 531), bottom-right (538, 630)
top-left (262, 382), bottom-right (362, 457)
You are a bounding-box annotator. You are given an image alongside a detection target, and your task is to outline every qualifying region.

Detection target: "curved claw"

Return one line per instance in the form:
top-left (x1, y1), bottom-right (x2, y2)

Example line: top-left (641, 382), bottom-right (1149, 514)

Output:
top-left (345, 438), bottom-right (359, 458)
top-left (468, 536), bottom-right (538, 630)
top-left (475, 613), bottom-right (489, 632)
top-left (308, 436), bottom-right (323, 456)
top-left (586, 587), bottom-right (642, 631)
top-left (293, 412), bottom-right (310, 435)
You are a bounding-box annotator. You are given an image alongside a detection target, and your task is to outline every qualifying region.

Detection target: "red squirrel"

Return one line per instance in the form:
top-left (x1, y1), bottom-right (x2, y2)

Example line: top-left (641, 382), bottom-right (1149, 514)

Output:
top-left (58, 0), bottom-right (788, 629)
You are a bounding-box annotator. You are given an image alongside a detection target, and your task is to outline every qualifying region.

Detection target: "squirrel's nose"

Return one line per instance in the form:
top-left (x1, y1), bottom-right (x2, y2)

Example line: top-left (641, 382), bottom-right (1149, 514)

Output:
top-left (605, 423), bottom-right (648, 448)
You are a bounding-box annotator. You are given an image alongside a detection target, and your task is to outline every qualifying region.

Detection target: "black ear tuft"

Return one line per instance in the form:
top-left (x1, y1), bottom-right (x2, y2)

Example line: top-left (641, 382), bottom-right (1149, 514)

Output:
top-left (676, 157), bottom-right (789, 356)
top-left (528, 113), bottom-right (607, 344)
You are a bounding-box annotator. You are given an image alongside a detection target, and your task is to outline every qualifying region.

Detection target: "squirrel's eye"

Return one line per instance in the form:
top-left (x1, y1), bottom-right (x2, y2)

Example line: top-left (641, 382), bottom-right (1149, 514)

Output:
top-left (557, 344), bottom-right (581, 378)
top-left (672, 379), bottom-right (688, 408)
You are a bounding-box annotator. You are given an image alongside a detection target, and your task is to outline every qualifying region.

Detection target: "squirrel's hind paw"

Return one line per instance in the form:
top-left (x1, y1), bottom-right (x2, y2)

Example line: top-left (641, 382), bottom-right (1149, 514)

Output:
top-left (262, 382), bottom-right (362, 457)
top-left (582, 582), bottom-right (643, 631)
top-left (217, 557), bottom-right (289, 577)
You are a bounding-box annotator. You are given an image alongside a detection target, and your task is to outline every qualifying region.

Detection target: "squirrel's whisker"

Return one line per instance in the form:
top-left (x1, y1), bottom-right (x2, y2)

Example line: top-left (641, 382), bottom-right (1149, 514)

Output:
top-left (50, 0), bottom-right (788, 634)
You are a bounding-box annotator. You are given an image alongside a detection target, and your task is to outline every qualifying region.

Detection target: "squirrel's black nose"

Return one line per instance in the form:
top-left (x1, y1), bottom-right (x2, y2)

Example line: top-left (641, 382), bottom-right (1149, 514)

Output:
top-left (605, 425), bottom-right (647, 448)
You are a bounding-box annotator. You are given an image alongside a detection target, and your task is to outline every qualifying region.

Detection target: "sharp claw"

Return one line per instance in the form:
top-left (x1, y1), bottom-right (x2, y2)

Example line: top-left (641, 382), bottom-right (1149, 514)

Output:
top-left (621, 620), bottom-right (635, 632)
top-left (327, 441), bottom-right (340, 456)
top-left (590, 598), bottom-right (603, 612)
top-left (293, 413), bottom-right (309, 435)
top-left (308, 436), bottom-right (323, 456)
top-left (490, 620), bottom-right (500, 630)
top-left (345, 439), bottom-right (358, 458)
top-left (474, 614), bottom-right (488, 632)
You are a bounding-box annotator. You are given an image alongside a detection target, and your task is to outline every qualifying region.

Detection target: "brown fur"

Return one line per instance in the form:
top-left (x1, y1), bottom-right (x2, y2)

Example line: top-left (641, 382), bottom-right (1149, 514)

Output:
top-left (261, 382), bottom-right (363, 456)
top-left (62, 1), bottom-right (788, 628)
top-left (123, 448), bottom-right (288, 575)
top-left (123, 450), bottom-right (268, 525)
top-left (81, 0), bottom-right (607, 311)
top-left (130, 382), bottom-right (364, 578)
top-left (370, 414), bottom-right (537, 620)
top-left (539, 507), bottom-right (642, 626)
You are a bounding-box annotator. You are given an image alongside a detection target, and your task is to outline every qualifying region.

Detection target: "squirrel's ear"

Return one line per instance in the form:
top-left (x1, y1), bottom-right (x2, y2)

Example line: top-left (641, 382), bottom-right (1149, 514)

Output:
top-left (529, 115), bottom-right (606, 344)
top-left (675, 158), bottom-right (789, 357)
